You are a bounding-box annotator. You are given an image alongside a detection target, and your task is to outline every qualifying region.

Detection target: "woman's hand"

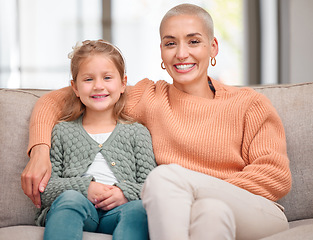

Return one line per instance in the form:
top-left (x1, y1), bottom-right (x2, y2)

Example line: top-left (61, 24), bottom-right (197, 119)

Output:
top-left (92, 185), bottom-right (128, 211)
top-left (21, 144), bottom-right (51, 208)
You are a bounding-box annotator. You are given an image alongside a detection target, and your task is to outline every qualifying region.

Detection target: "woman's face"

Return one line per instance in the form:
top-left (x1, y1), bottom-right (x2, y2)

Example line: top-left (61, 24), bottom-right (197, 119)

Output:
top-left (160, 14), bottom-right (218, 90)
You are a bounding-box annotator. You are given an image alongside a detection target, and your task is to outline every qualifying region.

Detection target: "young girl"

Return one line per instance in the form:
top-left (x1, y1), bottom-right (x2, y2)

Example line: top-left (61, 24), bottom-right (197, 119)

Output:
top-left (35, 40), bottom-right (156, 240)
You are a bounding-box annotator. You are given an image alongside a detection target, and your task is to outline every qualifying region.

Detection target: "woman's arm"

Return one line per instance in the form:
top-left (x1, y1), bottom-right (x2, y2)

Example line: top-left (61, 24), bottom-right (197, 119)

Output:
top-left (225, 95), bottom-right (292, 201)
top-left (21, 144), bottom-right (51, 208)
top-left (21, 86), bottom-right (72, 208)
top-left (123, 78), bottom-right (156, 122)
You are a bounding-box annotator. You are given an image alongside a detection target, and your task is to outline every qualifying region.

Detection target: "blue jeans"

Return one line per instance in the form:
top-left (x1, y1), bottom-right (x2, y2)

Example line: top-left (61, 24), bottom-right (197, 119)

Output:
top-left (44, 190), bottom-right (149, 240)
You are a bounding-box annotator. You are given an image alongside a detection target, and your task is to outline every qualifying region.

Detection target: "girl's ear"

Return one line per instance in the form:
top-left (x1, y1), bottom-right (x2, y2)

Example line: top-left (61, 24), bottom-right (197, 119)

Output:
top-left (121, 75), bottom-right (127, 94)
top-left (71, 80), bottom-right (80, 97)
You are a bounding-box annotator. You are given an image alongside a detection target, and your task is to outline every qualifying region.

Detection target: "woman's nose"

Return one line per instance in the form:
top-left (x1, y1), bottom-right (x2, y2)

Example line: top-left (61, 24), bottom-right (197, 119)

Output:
top-left (176, 44), bottom-right (189, 60)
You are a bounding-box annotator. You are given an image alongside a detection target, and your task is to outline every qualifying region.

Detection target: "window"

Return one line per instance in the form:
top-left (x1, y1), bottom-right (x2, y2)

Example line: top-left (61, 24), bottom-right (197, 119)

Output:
top-left (112, 0), bottom-right (244, 86)
top-left (0, 0), bottom-right (102, 89)
top-left (0, 0), bottom-right (244, 89)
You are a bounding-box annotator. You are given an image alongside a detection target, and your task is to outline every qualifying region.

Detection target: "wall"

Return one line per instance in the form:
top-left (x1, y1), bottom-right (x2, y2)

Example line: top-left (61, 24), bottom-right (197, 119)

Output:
top-left (289, 0), bottom-right (313, 84)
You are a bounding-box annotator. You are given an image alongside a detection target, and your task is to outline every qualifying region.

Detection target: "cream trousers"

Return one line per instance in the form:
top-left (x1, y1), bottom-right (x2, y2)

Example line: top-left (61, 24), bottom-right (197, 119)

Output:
top-left (141, 164), bottom-right (288, 240)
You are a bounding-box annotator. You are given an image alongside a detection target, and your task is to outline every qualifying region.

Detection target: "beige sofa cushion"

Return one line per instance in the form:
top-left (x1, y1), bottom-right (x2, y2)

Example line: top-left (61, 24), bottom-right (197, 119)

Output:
top-left (0, 89), bottom-right (45, 228)
top-left (0, 226), bottom-right (111, 240)
top-left (1, 82), bottom-right (313, 228)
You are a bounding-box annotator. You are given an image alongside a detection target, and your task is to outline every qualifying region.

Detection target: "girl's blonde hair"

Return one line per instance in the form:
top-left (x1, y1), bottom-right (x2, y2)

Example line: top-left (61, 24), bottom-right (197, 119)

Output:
top-left (61, 39), bottom-right (132, 123)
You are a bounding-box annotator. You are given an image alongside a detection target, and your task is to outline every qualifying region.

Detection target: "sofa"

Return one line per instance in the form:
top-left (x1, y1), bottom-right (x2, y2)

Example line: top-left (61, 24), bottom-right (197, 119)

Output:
top-left (0, 82), bottom-right (313, 240)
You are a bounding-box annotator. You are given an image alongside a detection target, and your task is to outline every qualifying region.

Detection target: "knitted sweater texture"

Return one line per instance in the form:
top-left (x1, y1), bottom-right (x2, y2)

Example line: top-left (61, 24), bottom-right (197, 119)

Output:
top-left (28, 78), bottom-right (291, 202)
top-left (36, 117), bottom-right (156, 226)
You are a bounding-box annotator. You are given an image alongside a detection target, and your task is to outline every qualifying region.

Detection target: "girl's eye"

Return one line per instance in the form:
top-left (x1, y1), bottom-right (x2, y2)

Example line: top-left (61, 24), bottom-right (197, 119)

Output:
top-left (85, 78), bottom-right (93, 82)
top-left (104, 76), bottom-right (111, 80)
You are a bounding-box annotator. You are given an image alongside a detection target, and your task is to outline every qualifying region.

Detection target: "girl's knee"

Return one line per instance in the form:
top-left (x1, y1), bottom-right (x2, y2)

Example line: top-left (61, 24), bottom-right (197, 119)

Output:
top-left (113, 201), bottom-right (149, 239)
top-left (54, 190), bottom-right (83, 202)
top-left (120, 200), bottom-right (147, 221)
top-left (51, 190), bottom-right (90, 211)
top-left (126, 200), bottom-right (146, 214)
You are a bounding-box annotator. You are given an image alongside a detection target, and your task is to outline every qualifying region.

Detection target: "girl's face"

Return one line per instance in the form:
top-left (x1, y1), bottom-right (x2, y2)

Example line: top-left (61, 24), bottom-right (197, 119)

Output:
top-left (72, 54), bottom-right (126, 117)
top-left (160, 14), bottom-right (218, 90)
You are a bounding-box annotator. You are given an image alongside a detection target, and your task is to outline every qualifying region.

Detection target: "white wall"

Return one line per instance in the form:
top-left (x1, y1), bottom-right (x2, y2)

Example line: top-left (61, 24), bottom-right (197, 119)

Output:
top-left (289, 0), bottom-right (313, 84)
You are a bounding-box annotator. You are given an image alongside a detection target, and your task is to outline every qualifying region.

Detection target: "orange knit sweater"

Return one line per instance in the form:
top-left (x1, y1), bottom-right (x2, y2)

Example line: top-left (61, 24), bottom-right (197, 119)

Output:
top-left (28, 78), bottom-right (291, 201)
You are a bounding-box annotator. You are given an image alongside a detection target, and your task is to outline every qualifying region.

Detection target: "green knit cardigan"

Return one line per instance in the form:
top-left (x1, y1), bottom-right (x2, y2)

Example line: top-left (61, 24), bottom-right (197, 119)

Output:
top-left (36, 116), bottom-right (156, 226)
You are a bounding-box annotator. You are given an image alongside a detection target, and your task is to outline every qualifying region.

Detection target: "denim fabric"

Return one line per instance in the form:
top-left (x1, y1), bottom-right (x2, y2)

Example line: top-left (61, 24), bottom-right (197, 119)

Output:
top-left (44, 190), bottom-right (148, 240)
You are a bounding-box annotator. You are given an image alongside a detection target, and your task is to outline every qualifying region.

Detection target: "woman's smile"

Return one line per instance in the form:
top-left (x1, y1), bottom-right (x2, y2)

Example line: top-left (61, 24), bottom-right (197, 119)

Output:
top-left (174, 63), bottom-right (196, 72)
top-left (160, 14), bottom-right (218, 94)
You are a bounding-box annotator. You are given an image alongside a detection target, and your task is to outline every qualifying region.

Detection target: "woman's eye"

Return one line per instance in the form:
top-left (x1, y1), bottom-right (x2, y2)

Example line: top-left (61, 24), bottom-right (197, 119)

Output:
top-left (190, 40), bottom-right (200, 45)
top-left (164, 42), bottom-right (175, 47)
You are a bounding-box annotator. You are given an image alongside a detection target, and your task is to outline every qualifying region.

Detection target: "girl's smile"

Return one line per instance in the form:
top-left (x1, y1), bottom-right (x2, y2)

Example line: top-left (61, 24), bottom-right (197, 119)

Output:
top-left (91, 94), bottom-right (109, 100)
top-left (72, 54), bottom-right (126, 118)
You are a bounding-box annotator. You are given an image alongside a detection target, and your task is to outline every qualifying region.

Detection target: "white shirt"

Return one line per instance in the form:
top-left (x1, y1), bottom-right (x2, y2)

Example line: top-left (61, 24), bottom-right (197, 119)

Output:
top-left (83, 132), bottom-right (118, 185)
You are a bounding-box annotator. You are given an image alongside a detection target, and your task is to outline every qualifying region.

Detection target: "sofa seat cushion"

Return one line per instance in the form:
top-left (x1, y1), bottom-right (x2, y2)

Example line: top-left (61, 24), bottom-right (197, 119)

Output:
top-left (289, 218), bottom-right (313, 228)
top-left (0, 226), bottom-right (112, 240)
top-left (261, 223), bottom-right (313, 240)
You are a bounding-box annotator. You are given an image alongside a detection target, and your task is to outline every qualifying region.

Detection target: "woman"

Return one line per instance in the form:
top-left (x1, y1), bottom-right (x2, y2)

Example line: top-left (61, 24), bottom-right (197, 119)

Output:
top-left (21, 4), bottom-right (291, 240)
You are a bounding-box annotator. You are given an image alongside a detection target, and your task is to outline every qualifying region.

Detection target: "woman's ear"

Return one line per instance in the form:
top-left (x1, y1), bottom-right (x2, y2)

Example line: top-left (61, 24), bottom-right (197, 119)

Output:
top-left (211, 37), bottom-right (219, 58)
top-left (71, 80), bottom-right (80, 97)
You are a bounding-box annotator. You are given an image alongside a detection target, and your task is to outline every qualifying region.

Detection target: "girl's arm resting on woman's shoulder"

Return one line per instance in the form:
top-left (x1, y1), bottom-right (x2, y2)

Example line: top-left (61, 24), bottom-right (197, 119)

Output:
top-left (225, 96), bottom-right (292, 202)
top-left (21, 86), bottom-right (72, 207)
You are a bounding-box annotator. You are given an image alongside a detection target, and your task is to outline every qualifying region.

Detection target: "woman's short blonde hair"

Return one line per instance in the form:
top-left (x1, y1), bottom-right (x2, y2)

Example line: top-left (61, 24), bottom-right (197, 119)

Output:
top-left (160, 4), bottom-right (214, 40)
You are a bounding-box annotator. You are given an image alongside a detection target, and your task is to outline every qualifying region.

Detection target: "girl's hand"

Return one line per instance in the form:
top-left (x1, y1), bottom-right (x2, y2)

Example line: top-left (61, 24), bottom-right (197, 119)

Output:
top-left (21, 144), bottom-right (51, 208)
top-left (87, 182), bottom-right (113, 204)
top-left (94, 186), bottom-right (128, 211)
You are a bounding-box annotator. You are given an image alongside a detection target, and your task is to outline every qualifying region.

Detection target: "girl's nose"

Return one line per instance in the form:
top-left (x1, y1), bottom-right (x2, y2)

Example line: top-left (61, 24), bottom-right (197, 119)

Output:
top-left (93, 78), bottom-right (105, 90)
top-left (176, 44), bottom-right (189, 61)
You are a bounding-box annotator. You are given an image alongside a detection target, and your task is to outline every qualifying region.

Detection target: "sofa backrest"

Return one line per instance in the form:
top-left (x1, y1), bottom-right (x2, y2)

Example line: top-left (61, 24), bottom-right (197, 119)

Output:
top-left (0, 82), bottom-right (312, 228)
top-left (0, 89), bottom-right (49, 228)
top-left (254, 82), bottom-right (313, 222)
